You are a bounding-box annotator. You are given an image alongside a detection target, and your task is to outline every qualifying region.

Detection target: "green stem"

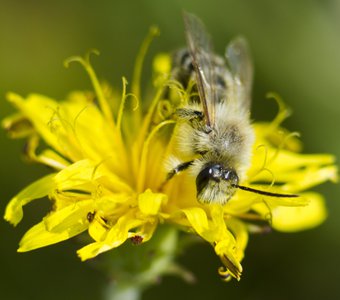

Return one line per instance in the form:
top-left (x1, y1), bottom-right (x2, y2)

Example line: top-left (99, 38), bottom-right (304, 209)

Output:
top-left (105, 282), bottom-right (141, 300)
top-left (100, 226), bottom-right (178, 300)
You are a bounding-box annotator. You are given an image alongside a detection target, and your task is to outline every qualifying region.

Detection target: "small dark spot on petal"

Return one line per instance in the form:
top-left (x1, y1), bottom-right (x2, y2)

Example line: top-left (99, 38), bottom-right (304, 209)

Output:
top-left (87, 211), bottom-right (95, 222)
top-left (130, 235), bottom-right (144, 245)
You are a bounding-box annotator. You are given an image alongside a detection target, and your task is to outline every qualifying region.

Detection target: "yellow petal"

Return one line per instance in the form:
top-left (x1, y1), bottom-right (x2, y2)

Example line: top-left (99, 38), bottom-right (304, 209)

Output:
top-left (62, 101), bottom-right (127, 177)
top-left (226, 218), bottom-right (248, 260)
top-left (214, 239), bottom-right (242, 280)
top-left (2, 112), bottom-right (34, 138)
top-left (23, 133), bottom-right (70, 169)
top-left (77, 241), bottom-right (112, 261)
top-left (18, 218), bottom-right (86, 252)
top-left (6, 92), bottom-right (128, 174)
top-left (7, 92), bottom-right (71, 156)
top-left (18, 222), bottom-right (68, 252)
top-left (4, 173), bottom-right (56, 226)
top-left (254, 123), bottom-right (303, 152)
top-left (281, 165), bottom-right (338, 192)
top-left (36, 149), bottom-right (70, 170)
top-left (132, 221), bottom-right (158, 243)
top-left (88, 217), bottom-right (109, 242)
top-left (138, 189), bottom-right (167, 215)
top-left (54, 159), bottom-right (132, 193)
top-left (270, 151), bottom-right (335, 172)
top-left (18, 200), bottom-right (93, 251)
top-left (271, 192), bottom-right (327, 232)
top-left (225, 193), bottom-right (260, 215)
top-left (77, 212), bottom-right (143, 260)
top-left (44, 199), bottom-right (93, 232)
top-left (54, 159), bottom-right (99, 190)
top-left (182, 207), bottom-right (209, 235)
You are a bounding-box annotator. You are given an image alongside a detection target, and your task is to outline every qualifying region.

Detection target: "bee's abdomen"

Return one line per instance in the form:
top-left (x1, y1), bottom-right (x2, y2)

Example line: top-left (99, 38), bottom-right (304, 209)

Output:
top-left (172, 48), bottom-right (228, 103)
top-left (172, 49), bottom-right (194, 90)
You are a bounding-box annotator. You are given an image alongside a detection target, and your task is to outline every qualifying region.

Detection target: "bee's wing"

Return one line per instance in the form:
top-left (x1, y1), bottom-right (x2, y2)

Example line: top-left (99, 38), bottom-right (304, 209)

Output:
top-left (183, 12), bottom-right (217, 128)
top-left (225, 37), bottom-right (253, 112)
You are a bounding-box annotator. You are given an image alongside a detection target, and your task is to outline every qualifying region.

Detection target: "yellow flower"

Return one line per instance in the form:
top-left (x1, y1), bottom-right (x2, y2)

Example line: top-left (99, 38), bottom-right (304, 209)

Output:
top-left (3, 31), bottom-right (337, 282)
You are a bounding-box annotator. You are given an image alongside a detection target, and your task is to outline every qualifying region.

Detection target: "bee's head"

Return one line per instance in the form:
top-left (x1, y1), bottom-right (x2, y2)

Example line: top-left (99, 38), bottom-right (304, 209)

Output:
top-left (196, 164), bottom-right (239, 205)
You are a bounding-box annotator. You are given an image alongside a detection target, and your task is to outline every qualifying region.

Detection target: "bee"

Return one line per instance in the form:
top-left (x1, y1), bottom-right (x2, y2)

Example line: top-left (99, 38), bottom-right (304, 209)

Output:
top-left (165, 12), bottom-right (297, 205)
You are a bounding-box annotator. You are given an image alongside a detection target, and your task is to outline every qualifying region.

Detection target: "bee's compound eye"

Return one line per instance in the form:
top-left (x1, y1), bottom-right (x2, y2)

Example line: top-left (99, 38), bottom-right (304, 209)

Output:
top-left (223, 169), bottom-right (239, 185)
top-left (210, 165), bottom-right (223, 178)
top-left (196, 164), bottom-right (223, 195)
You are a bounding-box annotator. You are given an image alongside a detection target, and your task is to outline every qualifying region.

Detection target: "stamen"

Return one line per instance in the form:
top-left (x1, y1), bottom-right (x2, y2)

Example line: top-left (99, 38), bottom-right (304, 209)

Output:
top-left (268, 131), bottom-right (301, 164)
top-left (64, 50), bottom-right (114, 127)
top-left (266, 92), bottom-right (291, 130)
top-left (132, 26), bottom-right (160, 100)
top-left (137, 120), bottom-right (175, 192)
top-left (116, 77), bottom-right (128, 135)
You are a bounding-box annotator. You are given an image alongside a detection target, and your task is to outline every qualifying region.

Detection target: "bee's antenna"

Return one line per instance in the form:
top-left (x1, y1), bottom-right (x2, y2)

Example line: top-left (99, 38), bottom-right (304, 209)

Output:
top-left (232, 184), bottom-right (298, 198)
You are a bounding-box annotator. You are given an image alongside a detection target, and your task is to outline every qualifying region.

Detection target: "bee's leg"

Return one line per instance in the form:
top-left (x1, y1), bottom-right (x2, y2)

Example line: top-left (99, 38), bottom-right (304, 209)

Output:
top-left (175, 109), bottom-right (211, 133)
top-left (166, 160), bottom-right (194, 181)
top-left (176, 108), bottom-right (204, 122)
top-left (160, 160), bottom-right (194, 190)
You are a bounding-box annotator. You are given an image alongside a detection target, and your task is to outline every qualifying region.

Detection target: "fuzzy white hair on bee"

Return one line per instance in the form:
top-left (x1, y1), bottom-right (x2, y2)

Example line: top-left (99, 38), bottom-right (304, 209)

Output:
top-left (163, 12), bottom-right (298, 205)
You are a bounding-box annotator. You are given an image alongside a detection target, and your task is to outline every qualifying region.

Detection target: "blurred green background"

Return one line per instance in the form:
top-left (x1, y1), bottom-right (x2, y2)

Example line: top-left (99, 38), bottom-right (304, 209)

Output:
top-left (1, 0), bottom-right (339, 299)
